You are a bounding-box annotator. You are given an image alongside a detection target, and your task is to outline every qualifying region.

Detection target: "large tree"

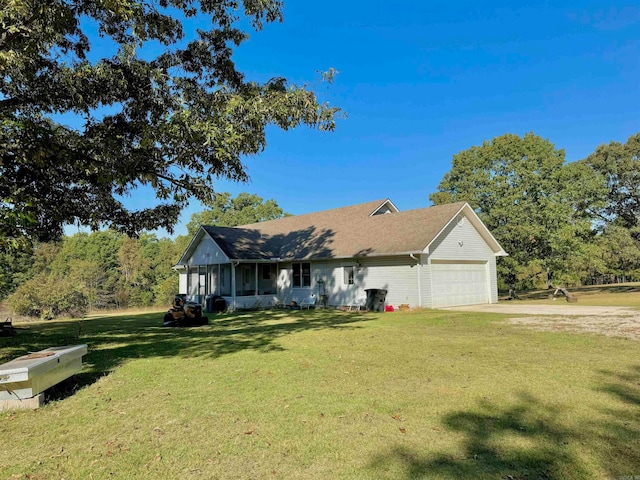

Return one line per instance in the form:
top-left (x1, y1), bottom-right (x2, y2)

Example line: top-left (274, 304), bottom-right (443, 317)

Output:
top-left (185, 191), bottom-right (287, 235)
top-left (430, 132), bottom-right (605, 289)
top-left (0, 0), bottom-right (340, 252)
top-left (581, 133), bottom-right (640, 230)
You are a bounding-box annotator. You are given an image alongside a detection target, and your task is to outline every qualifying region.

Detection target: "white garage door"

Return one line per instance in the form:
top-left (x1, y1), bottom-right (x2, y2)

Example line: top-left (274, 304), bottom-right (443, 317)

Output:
top-left (431, 261), bottom-right (489, 308)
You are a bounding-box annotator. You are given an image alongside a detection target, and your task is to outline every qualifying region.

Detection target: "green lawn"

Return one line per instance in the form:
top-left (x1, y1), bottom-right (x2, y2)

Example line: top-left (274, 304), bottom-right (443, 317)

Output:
top-left (1, 308), bottom-right (639, 479)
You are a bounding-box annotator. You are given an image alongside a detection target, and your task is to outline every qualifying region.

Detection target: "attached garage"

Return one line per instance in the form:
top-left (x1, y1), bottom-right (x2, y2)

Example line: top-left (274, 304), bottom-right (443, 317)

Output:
top-left (430, 261), bottom-right (489, 308)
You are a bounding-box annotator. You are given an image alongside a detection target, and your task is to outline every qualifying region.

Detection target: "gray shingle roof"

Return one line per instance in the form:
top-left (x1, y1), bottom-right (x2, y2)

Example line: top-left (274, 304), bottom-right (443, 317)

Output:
top-left (201, 199), bottom-right (474, 261)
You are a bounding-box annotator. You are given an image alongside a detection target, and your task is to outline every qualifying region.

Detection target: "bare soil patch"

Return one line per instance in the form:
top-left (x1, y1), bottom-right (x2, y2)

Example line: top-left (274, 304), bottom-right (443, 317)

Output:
top-left (445, 304), bottom-right (640, 340)
top-left (508, 314), bottom-right (640, 340)
top-left (510, 282), bottom-right (640, 301)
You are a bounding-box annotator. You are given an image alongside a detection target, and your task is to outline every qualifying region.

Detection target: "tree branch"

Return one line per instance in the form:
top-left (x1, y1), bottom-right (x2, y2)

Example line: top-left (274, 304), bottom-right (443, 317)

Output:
top-left (0, 97), bottom-right (28, 112)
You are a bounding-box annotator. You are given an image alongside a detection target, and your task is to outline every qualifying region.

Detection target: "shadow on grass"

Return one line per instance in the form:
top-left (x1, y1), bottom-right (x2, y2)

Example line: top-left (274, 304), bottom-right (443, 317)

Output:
top-left (592, 365), bottom-right (640, 478)
top-left (367, 367), bottom-right (640, 479)
top-left (1, 309), bottom-right (374, 399)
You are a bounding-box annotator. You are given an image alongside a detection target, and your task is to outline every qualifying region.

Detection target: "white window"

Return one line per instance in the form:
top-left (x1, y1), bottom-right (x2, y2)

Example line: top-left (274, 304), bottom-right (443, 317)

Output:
top-left (343, 266), bottom-right (355, 285)
top-left (292, 262), bottom-right (311, 288)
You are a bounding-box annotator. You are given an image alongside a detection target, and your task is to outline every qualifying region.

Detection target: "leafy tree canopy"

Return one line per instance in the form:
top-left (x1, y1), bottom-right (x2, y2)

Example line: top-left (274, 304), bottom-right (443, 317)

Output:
top-left (186, 191), bottom-right (287, 235)
top-left (1, 0), bottom-right (340, 252)
top-left (430, 132), bottom-right (606, 288)
top-left (581, 133), bottom-right (640, 230)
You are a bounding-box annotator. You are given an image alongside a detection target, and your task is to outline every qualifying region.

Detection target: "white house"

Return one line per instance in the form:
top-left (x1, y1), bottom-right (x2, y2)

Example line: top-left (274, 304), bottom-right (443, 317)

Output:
top-left (175, 199), bottom-right (507, 310)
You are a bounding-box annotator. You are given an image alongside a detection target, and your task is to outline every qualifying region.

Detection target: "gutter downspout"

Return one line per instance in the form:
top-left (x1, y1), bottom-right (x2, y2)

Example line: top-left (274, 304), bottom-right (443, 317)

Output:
top-left (409, 254), bottom-right (422, 307)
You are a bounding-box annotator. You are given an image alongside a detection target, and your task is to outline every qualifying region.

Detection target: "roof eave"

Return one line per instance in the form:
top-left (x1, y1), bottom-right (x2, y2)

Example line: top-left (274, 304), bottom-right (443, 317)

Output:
top-left (176, 227), bottom-right (206, 265)
top-left (276, 250), bottom-right (425, 262)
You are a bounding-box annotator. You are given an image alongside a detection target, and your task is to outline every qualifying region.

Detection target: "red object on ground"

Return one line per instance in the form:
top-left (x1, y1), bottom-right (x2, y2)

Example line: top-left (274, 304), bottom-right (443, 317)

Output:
top-left (385, 305), bottom-right (394, 312)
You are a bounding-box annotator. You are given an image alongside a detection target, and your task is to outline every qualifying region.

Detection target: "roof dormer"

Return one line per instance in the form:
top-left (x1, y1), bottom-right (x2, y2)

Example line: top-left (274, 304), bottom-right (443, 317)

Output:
top-left (370, 199), bottom-right (399, 216)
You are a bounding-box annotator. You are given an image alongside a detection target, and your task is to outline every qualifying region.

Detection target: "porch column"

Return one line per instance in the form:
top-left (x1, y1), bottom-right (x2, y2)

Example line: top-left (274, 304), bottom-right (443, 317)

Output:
top-left (186, 263), bottom-right (191, 297)
top-left (231, 263), bottom-right (237, 310)
top-left (255, 263), bottom-right (259, 296)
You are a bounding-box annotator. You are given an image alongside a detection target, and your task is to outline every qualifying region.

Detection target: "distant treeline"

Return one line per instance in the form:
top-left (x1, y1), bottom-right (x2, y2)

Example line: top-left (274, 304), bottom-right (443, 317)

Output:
top-left (1, 231), bottom-right (188, 319)
top-left (1, 192), bottom-right (288, 319)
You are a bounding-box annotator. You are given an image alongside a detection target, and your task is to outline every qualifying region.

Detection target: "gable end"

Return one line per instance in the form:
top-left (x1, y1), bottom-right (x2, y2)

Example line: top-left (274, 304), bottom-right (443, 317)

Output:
top-left (370, 199), bottom-right (400, 216)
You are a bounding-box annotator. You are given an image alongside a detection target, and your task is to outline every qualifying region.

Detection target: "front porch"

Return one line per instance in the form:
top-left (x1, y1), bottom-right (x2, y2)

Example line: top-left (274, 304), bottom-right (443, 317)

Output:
top-left (181, 261), bottom-right (283, 311)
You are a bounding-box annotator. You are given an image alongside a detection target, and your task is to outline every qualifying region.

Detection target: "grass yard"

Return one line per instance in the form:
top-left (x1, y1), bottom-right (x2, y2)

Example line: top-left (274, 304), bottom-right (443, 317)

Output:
top-left (1, 308), bottom-right (639, 479)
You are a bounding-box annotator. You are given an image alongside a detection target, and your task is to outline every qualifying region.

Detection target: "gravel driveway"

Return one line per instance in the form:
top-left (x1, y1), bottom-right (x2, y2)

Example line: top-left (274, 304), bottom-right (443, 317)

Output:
top-left (443, 303), bottom-right (640, 340)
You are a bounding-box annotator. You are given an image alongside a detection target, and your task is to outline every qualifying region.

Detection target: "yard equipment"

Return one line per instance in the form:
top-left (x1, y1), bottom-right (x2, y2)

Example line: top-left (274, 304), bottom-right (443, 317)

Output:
top-left (163, 296), bottom-right (208, 327)
top-left (1, 317), bottom-right (16, 337)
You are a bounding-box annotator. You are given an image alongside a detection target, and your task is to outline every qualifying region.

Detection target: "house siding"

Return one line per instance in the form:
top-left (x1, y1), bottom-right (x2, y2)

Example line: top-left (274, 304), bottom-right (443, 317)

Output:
top-left (277, 261), bottom-right (291, 304)
top-left (420, 253), bottom-right (433, 308)
top-left (429, 214), bottom-right (494, 261)
top-left (426, 213), bottom-right (498, 304)
top-left (188, 235), bottom-right (229, 266)
top-left (316, 259), bottom-right (361, 306)
top-left (356, 256), bottom-right (419, 308)
top-left (489, 257), bottom-right (497, 303)
top-left (272, 257), bottom-right (418, 308)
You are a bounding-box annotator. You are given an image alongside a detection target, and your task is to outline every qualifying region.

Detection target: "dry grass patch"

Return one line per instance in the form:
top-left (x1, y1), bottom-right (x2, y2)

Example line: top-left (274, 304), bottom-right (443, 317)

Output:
top-left (509, 313), bottom-right (640, 340)
top-left (506, 282), bottom-right (640, 308)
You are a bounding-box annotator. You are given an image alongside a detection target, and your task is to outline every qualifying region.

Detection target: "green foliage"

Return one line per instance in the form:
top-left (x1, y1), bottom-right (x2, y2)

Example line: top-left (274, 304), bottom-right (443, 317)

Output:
top-left (0, 0), bottom-right (340, 252)
top-left (68, 259), bottom-right (111, 310)
top-left (153, 275), bottom-right (179, 306)
top-left (582, 133), bottom-right (640, 229)
top-left (8, 274), bottom-right (88, 319)
top-left (0, 247), bottom-right (33, 299)
top-left (430, 131), bottom-right (640, 288)
top-left (4, 228), bottom-right (186, 314)
top-left (431, 132), bottom-right (606, 288)
top-left (186, 191), bottom-right (288, 234)
top-left (594, 225), bottom-right (640, 282)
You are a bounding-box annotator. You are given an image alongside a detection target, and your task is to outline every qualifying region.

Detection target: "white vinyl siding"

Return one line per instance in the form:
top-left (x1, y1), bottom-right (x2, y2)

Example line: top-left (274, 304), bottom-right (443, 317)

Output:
top-left (426, 213), bottom-right (498, 306)
top-left (357, 256), bottom-right (419, 308)
top-left (273, 257), bottom-right (417, 308)
top-left (188, 235), bottom-right (229, 265)
top-left (321, 260), bottom-right (361, 306)
top-left (488, 257), bottom-right (498, 303)
top-left (278, 262), bottom-right (316, 304)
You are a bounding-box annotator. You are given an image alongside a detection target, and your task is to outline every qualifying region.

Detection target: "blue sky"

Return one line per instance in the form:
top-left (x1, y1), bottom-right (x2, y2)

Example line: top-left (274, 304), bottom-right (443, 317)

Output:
top-left (64, 0), bottom-right (640, 238)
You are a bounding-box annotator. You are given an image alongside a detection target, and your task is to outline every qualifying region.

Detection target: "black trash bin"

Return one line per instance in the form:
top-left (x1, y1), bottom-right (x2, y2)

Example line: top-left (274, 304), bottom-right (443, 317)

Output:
top-left (213, 296), bottom-right (227, 313)
top-left (205, 295), bottom-right (215, 313)
top-left (205, 295), bottom-right (227, 313)
top-left (365, 289), bottom-right (387, 312)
